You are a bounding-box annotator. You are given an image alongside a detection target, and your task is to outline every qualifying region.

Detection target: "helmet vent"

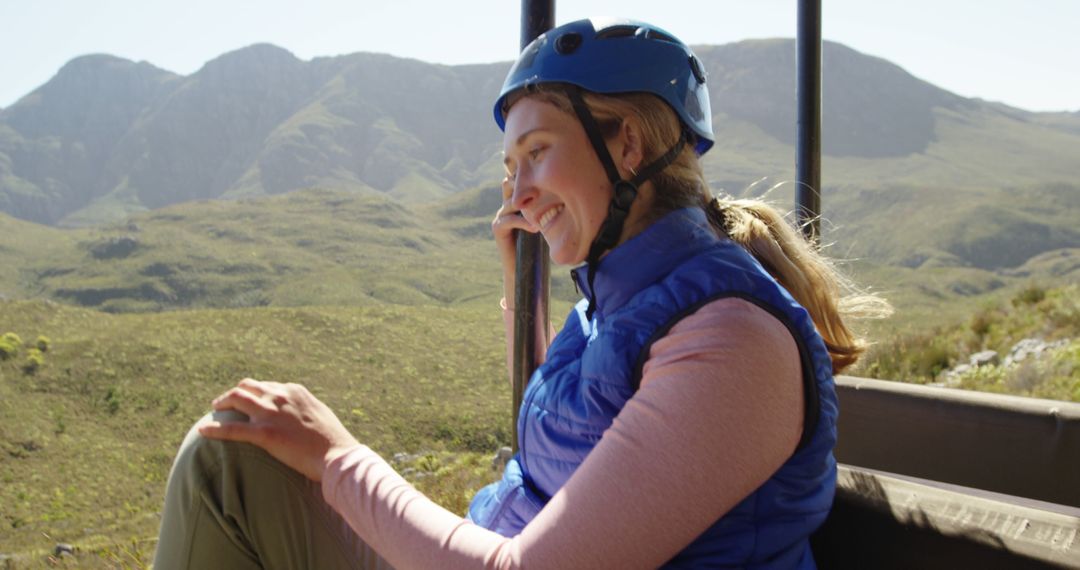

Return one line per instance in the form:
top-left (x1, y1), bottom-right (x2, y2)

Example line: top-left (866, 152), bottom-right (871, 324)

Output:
top-left (643, 29), bottom-right (678, 44)
top-left (596, 25), bottom-right (679, 45)
top-left (595, 25), bottom-right (639, 40)
top-left (689, 55), bottom-right (707, 84)
top-left (555, 32), bottom-right (583, 55)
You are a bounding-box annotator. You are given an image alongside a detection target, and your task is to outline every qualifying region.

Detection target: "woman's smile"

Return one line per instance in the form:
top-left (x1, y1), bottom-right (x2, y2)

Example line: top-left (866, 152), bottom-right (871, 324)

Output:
top-left (538, 205), bottom-right (563, 231)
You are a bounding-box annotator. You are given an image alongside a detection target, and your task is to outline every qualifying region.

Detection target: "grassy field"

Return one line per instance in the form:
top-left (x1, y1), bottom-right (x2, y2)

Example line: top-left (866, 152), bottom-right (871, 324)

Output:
top-left (1, 286), bottom-right (1075, 567)
top-left (0, 300), bottom-right (527, 567)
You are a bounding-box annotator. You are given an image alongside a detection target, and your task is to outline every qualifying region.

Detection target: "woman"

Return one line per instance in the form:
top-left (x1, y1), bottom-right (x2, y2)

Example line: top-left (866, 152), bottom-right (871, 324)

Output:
top-left (155, 19), bottom-right (881, 569)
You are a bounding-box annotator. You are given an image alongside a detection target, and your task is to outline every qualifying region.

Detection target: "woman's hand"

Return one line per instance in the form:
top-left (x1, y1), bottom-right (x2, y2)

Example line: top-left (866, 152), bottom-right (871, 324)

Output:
top-left (198, 378), bottom-right (360, 482)
top-left (492, 176), bottom-right (539, 307)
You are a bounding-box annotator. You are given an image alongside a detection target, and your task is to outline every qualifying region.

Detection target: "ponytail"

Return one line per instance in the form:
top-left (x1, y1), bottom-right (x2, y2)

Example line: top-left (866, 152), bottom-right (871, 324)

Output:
top-left (705, 197), bottom-right (890, 373)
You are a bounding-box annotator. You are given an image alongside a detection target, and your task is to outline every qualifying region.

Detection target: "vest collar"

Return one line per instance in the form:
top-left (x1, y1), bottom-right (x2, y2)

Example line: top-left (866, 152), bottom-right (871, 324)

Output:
top-left (571, 207), bottom-right (718, 318)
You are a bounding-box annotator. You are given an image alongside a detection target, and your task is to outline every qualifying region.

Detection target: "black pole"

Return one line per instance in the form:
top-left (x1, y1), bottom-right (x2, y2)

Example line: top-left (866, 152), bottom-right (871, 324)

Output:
top-left (512, 0), bottom-right (554, 453)
top-left (796, 0), bottom-right (822, 243)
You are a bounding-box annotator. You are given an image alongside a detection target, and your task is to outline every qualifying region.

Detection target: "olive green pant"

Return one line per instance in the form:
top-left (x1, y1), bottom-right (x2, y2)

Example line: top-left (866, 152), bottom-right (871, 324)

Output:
top-left (154, 412), bottom-right (394, 569)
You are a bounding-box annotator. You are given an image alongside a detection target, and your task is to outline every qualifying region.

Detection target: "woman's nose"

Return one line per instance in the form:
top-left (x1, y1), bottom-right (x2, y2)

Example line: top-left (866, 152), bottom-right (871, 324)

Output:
top-left (510, 169), bottom-right (538, 211)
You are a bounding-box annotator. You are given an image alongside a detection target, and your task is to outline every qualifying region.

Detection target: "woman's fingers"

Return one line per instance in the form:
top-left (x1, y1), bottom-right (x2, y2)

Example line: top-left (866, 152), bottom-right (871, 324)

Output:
top-left (493, 209), bottom-right (538, 234)
top-left (502, 175), bottom-right (514, 201)
top-left (493, 177), bottom-right (538, 236)
top-left (197, 418), bottom-right (261, 444)
top-left (237, 377), bottom-right (293, 399)
top-left (212, 385), bottom-right (277, 417)
top-left (237, 377), bottom-right (266, 396)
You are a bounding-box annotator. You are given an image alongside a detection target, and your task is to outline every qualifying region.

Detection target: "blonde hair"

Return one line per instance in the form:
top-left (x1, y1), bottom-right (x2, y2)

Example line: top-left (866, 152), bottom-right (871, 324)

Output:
top-left (513, 85), bottom-right (891, 373)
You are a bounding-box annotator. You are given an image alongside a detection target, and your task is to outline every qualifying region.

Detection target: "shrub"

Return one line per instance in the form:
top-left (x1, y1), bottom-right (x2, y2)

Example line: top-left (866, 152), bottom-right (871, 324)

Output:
top-left (916, 339), bottom-right (954, 379)
top-left (1, 332), bottom-right (23, 359)
top-left (36, 335), bottom-right (51, 352)
top-left (1004, 359), bottom-right (1041, 393)
top-left (105, 387), bottom-right (122, 415)
top-left (957, 365), bottom-right (1008, 394)
top-left (23, 348), bottom-right (45, 374)
top-left (417, 453), bottom-right (442, 473)
top-left (1012, 284), bottom-right (1046, 307)
top-left (969, 308), bottom-right (998, 339)
top-left (1029, 341), bottom-right (1080, 402)
top-left (1045, 287), bottom-right (1080, 333)
top-left (0, 338), bottom-right (17, 360)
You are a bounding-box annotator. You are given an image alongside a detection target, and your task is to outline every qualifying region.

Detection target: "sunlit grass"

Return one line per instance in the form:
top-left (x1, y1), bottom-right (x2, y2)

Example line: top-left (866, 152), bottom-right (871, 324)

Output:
top-left (0, 300), bottom-right (511, 560)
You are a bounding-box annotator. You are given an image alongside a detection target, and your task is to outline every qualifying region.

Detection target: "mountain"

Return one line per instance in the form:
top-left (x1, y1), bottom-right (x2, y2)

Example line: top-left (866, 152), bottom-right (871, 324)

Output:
top-left (0, 54), bottom-right (179, 223)
top-left (695, 41), bottom-right (1080, 195)
top-left (0, 44), bottom-right (508, 226)
top-left (3, 40), bottom-right (1078, 227)
top-left (698, 40), bottom-right (968, 159)
top-left (0, 39), bottom-right (1078, 288)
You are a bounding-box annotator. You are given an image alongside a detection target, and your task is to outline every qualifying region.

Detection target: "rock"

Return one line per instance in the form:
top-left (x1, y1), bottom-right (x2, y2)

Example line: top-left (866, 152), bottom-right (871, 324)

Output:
top-left (1003, 338), bottom-right (1072, 366)
top-left (969, 350), bottom-right (999, 368)
top-left (54, 543), bottom-right (75, 557)
top-left (491, 446), bottom-right (513, 472)
top-left (1007, 338), bottom-right (1044, 365)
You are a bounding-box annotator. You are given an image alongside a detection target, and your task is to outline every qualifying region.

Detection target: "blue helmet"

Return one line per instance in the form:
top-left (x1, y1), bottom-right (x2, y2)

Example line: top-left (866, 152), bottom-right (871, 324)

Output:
top-left (493, 18), bottom-right (714, 155)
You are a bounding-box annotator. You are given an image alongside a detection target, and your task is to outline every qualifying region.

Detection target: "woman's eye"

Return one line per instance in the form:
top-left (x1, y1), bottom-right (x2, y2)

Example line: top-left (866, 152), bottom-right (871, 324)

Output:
top-left (528, 147), bottom-right (544, 160)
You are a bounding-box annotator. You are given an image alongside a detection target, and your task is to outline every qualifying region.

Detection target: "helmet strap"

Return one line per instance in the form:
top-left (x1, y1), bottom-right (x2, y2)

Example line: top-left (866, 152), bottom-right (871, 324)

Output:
top-left (565, 86), bottom-right (688, 320)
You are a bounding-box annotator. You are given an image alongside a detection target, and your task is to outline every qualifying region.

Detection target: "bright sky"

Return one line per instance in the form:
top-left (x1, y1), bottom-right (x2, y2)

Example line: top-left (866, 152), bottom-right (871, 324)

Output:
top-left (2, 0), bottom-right (1077, 112)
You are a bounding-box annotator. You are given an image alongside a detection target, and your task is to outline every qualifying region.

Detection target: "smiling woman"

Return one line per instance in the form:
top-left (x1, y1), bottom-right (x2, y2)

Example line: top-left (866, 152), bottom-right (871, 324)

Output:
top-left (153, 18), bottom-right (885, 569)
top-left (500, 96), bottom-right (617, 266)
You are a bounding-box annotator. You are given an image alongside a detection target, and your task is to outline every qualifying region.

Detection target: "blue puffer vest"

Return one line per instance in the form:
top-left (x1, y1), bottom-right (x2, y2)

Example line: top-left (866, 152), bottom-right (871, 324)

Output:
top-left (468, 207), bottom-right (838, 568)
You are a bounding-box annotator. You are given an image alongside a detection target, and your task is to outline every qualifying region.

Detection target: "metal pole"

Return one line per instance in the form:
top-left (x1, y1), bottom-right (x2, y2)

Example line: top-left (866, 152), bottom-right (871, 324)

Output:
top-left (796, 0), bottom-right (822, 243)
top-left (512, 0), bottom-right (554, 453)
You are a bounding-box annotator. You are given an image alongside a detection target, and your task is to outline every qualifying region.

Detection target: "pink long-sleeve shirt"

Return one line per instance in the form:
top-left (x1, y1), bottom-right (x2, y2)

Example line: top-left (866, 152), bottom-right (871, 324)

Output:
top-left (322, 297), bottom-right (804, 569)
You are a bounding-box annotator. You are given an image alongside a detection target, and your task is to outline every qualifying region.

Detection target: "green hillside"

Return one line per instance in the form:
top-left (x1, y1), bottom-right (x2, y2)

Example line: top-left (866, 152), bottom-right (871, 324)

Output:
top-left (0, 189), bottom-right (507, 312)
top-left (0, 187), bottom-right (595, 314)
top-left (825, 182), bottom-right (1080, 270)
top-left (1, 181), bottom-right (1074, 338)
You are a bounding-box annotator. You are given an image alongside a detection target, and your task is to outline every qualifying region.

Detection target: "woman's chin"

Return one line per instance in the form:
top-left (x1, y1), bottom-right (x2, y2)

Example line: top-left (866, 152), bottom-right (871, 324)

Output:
top-left (550, 255), bottom-right (587, 267)
top-left (545, 243), bottom-right (584, 267)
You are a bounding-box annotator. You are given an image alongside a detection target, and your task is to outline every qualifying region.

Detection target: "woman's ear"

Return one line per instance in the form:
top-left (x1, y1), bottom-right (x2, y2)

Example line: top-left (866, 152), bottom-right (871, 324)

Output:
top-left (617, 116), bottom-right (645, 177)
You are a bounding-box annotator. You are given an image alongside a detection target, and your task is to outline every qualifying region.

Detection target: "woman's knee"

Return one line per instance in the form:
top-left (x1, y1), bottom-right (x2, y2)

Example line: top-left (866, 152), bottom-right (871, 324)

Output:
top-left (165, 411), bottom-right (266, 494)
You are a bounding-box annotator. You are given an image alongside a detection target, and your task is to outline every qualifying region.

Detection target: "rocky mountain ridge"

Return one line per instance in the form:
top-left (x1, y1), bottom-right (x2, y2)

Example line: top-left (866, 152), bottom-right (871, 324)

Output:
top-left (3, 39), bottom-right (1077, 228)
